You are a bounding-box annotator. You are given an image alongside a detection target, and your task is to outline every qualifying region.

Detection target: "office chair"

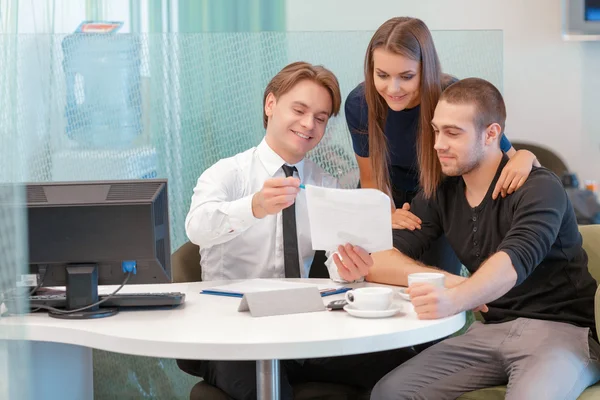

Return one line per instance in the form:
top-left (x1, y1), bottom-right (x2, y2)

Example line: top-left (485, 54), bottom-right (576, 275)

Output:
top-left (511, 141), bottom-right (569, 177)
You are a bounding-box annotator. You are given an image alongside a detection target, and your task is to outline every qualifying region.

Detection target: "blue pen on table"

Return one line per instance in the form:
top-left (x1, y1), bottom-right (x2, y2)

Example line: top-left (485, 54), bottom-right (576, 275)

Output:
top-left (320, 287), bottom-right (351, 297)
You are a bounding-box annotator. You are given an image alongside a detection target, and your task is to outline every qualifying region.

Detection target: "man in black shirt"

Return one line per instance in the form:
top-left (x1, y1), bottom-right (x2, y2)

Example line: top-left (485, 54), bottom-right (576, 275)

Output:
top-left (335, 78), bottom-right (600, 399)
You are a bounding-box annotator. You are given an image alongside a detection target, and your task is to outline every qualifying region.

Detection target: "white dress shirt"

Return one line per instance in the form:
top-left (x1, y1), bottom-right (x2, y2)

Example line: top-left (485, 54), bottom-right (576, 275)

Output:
top-left (185, 139), bottom-right (344, 281)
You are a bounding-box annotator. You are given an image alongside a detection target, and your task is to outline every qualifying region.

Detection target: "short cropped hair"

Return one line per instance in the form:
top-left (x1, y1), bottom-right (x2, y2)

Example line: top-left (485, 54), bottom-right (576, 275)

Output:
top-left (440, 77), bottom-right (506, 134)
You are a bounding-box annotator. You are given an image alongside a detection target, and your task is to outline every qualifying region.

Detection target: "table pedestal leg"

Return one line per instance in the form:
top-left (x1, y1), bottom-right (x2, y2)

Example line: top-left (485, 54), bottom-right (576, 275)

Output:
top-left (256, 359), bottom-right (280, 400)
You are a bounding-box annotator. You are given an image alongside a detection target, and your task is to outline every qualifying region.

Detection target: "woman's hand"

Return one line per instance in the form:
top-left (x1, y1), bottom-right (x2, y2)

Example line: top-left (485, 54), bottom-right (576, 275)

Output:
top-left (392, 203), bottom-right (422, 230)
top-left (492, 150), bottom-right (537, 199)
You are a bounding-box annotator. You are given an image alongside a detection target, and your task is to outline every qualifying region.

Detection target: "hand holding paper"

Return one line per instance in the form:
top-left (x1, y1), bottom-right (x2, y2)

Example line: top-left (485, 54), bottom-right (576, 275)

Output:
top-left (333, 244), bottom-right (374, 282)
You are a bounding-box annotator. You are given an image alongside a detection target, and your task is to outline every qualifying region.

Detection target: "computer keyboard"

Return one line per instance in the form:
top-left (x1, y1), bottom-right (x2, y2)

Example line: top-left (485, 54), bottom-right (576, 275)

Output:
top-left (21, 291), bottom-right (186, 311)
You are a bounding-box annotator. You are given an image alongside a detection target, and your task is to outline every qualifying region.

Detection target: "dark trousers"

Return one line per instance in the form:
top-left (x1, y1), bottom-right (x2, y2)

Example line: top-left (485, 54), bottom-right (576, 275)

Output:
top-left (178, 348), bottom-right (416, 400)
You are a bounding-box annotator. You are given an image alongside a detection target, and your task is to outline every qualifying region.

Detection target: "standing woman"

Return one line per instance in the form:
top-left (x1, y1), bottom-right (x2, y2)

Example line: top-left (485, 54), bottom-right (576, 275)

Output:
top-left (346, 17), bottom-right (539, 275)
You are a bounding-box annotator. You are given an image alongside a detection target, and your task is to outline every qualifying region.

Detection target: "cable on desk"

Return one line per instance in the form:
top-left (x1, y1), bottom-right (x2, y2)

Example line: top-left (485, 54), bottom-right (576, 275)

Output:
top-left (27, 271), bottom-right (132, 315)
top-left (28, 266), bottom-right (50, 312)
top-left (29, 265), bottom-right (49, 296)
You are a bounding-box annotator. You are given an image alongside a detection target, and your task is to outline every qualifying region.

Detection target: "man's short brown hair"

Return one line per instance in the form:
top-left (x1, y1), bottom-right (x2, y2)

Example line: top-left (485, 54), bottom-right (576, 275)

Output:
top-left (262, 61), bottom-right (341, 128)
top-left (440, 77), bottom-right (507, 134)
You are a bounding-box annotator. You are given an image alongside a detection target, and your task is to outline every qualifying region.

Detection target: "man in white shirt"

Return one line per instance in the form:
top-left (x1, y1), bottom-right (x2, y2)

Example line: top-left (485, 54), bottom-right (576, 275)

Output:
top-left (186, 61), bottom-right (346, 281)
top-left (181, 62), bottom-right (415, 400)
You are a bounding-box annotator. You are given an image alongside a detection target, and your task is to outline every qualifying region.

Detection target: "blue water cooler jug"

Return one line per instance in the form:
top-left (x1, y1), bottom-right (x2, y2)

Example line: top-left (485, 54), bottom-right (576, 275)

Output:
top-left (62, 34), bottom-right (142, 148)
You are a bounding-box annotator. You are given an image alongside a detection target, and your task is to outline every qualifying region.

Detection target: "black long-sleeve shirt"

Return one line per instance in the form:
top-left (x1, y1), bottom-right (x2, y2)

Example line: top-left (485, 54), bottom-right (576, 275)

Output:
top-left (393, 155), bottom-right (597, 337)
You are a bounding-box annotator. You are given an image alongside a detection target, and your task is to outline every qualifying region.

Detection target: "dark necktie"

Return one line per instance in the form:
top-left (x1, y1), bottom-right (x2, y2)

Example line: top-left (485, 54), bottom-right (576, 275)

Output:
top-left (281, 164), bottom-right (301, 278)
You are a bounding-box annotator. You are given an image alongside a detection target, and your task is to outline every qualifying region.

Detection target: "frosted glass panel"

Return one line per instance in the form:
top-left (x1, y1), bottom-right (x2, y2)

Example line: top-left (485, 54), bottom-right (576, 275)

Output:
top-left (0, 36), bottom-right (31, 399)
top-left (0, 185), bottom-right (31, 400)
top-left (4, 31), bottom-right (502, 252)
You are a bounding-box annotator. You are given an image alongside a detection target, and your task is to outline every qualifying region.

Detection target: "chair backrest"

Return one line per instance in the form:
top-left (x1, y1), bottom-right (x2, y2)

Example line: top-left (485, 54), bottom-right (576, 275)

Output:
top-left (171, 241), bottom-right (202, 283)
top-left (309, 250), bottom-right (330, 278)
top-left (580, 224), bottom-right (600, 340)
top-left (580, 224), bottom-right (600, 283)
top-left (511, 141), bottom-right (569, 177)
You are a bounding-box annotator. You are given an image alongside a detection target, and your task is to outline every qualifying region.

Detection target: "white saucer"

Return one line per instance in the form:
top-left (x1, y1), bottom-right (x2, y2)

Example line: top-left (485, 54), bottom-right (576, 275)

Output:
top-left (397, 288), bottom-right (411, 301)
top-left (343, 304), bottom-right (402, 319)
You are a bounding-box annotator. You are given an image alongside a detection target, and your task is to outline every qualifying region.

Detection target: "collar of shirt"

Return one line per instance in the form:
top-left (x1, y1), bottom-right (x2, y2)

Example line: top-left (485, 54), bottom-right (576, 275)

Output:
top-left (257, 138), bottom-right (305, 182)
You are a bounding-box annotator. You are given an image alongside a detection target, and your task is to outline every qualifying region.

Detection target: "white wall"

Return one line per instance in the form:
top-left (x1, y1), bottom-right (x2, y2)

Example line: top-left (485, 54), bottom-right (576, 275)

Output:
top-left (286, 0), bottom-right (600, 186)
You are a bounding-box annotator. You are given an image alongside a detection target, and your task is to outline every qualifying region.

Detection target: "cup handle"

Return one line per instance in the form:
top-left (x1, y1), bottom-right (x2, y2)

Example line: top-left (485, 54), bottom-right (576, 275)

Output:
top-left (345, 290), bottom-right (355, 304)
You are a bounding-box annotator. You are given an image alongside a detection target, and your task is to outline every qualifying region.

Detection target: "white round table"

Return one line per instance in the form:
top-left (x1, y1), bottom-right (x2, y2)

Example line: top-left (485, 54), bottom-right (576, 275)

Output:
top-left (0, 279), bottom-right (466, 400)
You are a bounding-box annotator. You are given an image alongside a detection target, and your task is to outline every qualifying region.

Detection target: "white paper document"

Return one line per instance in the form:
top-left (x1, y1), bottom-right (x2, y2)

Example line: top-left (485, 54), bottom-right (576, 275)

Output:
top-left (305, 185), bottom-right (393, 253)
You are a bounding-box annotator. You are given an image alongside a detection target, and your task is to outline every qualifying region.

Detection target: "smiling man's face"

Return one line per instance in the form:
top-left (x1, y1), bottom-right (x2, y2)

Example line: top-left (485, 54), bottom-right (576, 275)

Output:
top-left (264, 79), bottom-right (332, 164)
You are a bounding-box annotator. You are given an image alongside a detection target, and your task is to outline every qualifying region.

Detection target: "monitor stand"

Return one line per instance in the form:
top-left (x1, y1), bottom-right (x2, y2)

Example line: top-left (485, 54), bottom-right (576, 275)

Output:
top-left (48, 264), bottom-right (118, 319)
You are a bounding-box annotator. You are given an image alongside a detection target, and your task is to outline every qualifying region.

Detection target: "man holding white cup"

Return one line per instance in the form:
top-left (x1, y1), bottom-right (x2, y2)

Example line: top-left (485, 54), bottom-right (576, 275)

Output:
top-left (335, 78), bottom-right (600, 399)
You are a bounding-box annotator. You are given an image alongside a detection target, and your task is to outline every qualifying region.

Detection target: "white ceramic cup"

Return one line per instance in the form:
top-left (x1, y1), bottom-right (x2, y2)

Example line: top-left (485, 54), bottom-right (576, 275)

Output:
top-left (344, 287), bottom-right (393, 311)
top-left (407, 272), bottom-right (446, 288)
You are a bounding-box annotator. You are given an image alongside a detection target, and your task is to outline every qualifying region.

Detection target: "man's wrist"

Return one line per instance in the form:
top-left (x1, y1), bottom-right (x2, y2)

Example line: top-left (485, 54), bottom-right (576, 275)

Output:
top-left (251, 193), bottom-right (268, 219)
top-left (526, 150), bottom-right (536, 162)
top-left (445, 274), bottom-right (467, 289)
top-left (446, 286), bottom-right (466, 315)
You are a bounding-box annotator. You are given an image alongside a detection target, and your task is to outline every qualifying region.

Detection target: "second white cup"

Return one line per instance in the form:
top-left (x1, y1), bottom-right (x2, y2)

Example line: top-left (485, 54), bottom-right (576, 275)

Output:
top-left (407, 272), bottom-right (446, 288)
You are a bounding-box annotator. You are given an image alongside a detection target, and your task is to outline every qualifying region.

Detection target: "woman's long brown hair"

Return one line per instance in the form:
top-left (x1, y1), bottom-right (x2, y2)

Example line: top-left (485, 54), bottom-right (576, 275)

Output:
top-left (364, 17), bottom-right (445, 199)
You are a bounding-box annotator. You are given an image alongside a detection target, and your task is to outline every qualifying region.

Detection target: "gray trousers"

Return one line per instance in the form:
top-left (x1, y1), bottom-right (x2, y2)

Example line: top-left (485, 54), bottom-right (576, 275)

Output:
top-left (371, 318), bottom-right (600, 400)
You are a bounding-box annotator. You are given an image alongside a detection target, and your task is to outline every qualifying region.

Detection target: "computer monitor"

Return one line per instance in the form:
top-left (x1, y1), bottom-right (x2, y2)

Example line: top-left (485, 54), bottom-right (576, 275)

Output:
top-left (26, 179), bottom-right (171, 319)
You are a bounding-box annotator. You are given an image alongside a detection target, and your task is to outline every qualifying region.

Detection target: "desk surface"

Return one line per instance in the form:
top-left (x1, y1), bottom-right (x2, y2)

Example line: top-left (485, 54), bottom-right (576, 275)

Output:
top-left (0, 279), bottom-right (465, 360)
